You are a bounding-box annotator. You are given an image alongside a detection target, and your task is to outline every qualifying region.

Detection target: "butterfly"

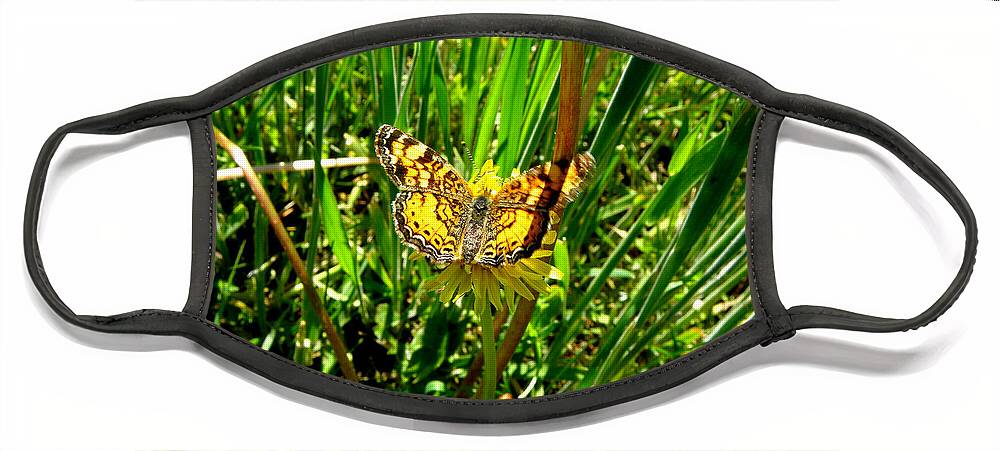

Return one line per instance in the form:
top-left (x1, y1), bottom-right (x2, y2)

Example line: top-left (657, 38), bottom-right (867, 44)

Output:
top-left (373, 124), bottom-right (595, 267)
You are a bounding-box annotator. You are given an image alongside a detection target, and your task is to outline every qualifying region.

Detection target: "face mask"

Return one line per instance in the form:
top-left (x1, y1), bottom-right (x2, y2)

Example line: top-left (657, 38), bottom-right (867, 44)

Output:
top-left (25, 14), bottom-right (977, 424)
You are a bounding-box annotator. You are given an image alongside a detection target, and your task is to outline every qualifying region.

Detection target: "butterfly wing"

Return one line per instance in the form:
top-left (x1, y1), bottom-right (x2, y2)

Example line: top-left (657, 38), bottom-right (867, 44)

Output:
top-left (392, 191), bottom-right (467, 264)
top-left (491, 152), bottom-right (596, 215)
top-left (476, 152), bottom-right (596, 266)
top-left (373, 124), bottom-right (472, 200)
top-left (475, 208), bottom-right (550, 266)
top-left (375, 124), bottom-right (472, 264)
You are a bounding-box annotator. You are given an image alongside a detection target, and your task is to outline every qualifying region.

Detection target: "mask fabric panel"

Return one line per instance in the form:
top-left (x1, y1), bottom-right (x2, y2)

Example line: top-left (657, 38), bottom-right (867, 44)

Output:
top-left (210, 37), bottom-right (758, 399)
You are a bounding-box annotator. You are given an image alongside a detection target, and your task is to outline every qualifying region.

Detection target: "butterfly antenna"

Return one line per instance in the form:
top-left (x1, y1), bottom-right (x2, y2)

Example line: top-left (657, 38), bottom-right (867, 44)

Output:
top-left (462, 140), bottom-right (479, 181)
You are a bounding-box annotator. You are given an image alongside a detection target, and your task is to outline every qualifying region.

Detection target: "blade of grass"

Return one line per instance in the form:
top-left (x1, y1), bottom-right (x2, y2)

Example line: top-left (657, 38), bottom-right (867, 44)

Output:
top-left (545, 130), bottom-right (728, 373)
top-left (579, 48), bottom-right (611, 127)
top-left (516, 78), bottom-right (559, 172)
top-left (396, 42), bottom-right (431, 130)
top-left (564, 56), bottom-right (659, 252)
top-left (413, 41), bottom-right (436, 141)
top-left (705, 291), bottom-right (752, 342)
top-left (315, 63), bottom-right (362, 296)
top-left (668, 91), bottom-right (730, 176)
top-left (580, 108), bottom-right (755, 387)
top-left (610, 220), bottom-right (747, 374)
top-left (244, 89), bottom-right (274, 332)
top-left (369, 45), bottom-right (409, 378)
top-left (373, 47), bottom-right (399, 128)
top-left (299, 69), bottom-right (324, 366)
top-left (587, 56), bottom-right (659, 166)
top-left (472, 39), bottom-right (510, 169)
top-left (462, 38), bottom-right (489, 172)
top-left (432, 48), bottom-right (454, 160)
top-left (496, 38), bottom-right (531, 173)
top-left (515, 40), bottom-right (561, 171)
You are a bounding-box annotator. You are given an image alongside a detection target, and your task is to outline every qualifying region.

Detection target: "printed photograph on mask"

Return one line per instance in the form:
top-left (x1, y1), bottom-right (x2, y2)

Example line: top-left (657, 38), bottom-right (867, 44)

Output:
top-left (211, 37), bottom-right (758, 399)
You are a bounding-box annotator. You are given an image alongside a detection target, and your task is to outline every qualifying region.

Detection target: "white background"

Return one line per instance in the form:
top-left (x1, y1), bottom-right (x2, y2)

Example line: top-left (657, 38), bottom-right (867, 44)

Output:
top-left (1, 1), bottom-right (997, 449)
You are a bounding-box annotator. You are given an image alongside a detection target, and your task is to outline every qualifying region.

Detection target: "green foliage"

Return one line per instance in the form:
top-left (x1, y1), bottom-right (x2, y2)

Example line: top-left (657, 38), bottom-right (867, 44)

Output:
top-left (211, 38), bottom-right (756, 398)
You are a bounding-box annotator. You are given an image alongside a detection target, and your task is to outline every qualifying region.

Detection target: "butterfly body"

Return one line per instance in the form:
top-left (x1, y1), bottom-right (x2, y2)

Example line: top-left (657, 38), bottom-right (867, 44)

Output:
top-left (374, 124), bottom-right (594, 267)
top-left (460, 196), bottom-right (491, 262)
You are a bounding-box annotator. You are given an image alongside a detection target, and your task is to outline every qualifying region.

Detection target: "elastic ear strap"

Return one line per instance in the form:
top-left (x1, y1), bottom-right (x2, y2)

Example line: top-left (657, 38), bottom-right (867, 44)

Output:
top-left (775, 98), bottom-right (978, 333)
top-left (25, 123), bottom-right (90, 328)
top-left (24, 114), bottom-right (199, 334)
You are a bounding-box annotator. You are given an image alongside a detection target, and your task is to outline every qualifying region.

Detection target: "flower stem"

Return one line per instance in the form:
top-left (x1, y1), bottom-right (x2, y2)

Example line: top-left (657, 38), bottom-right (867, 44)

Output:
top-left (478, 302), bottom-right (497, 400)
top-left (456, 305), bottom-right (507, 398)
top-left (552, 41), bottom-right (586, 164)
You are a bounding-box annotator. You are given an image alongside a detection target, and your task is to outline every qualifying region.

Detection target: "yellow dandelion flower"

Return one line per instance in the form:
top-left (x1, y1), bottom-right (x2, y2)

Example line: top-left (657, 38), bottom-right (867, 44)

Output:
top-left (422, 161), bottom-right (564, 312)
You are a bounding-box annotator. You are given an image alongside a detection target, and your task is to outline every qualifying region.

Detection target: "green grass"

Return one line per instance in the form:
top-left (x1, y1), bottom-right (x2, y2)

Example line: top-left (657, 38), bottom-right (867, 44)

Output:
top-left (211, 37), bottom-right (757, 398)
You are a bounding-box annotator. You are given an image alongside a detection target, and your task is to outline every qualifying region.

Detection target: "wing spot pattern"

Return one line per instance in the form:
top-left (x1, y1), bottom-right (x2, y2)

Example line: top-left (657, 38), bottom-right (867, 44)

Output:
top-left (376, 124), bottom-right (595, 267)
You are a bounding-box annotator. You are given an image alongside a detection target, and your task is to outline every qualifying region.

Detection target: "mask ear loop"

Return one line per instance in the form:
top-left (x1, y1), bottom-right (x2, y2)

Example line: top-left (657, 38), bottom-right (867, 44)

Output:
top-left (24, 107), bottom-right (212, 335)
top-left (772, 102), bottom-right (978, 333)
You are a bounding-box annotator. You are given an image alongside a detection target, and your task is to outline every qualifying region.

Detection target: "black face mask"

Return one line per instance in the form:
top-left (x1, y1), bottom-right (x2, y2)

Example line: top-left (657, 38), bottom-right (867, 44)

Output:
top-left (24, 14), bottom-right (977, 424)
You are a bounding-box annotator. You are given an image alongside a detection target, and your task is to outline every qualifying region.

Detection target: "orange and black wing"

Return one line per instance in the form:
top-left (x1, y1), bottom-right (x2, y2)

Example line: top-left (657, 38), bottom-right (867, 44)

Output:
top-left (373, 124), bottom-right (472, 199)
top-left (475, 208), bottom-right (551, 266)
top-left (374, 124), bottom-right (472, 263)
top-left (476, 152), bottom-right (595, 266)
top-left (391, 191), bottom-right (467, 264)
